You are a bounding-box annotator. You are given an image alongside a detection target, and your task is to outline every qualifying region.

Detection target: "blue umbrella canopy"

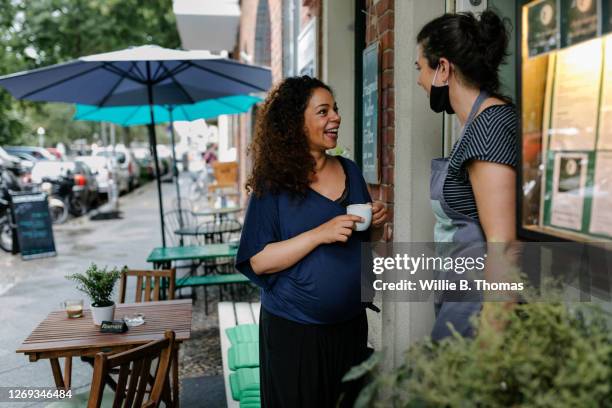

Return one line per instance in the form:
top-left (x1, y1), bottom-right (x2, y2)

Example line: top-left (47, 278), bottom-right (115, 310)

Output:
top-left (0, 45), bottom-right (270, 106)
top-left (73, 95), bottom-right (262, 126)
top-left (0, 45), bottom-right (271, 247)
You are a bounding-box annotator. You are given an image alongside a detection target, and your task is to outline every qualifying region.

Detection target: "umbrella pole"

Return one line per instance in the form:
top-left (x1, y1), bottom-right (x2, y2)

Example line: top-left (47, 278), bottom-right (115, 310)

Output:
top-left (146, 64), bottom-right (166, 247)
top-left (168, 109), bottom-right (182, 213)
top-left (168, 108), bottom-right (184, 246)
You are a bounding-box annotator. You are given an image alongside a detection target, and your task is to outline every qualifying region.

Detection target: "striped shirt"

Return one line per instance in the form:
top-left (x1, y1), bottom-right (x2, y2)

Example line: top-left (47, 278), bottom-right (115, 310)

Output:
top-left (444, 104), bottom-right (518, 220)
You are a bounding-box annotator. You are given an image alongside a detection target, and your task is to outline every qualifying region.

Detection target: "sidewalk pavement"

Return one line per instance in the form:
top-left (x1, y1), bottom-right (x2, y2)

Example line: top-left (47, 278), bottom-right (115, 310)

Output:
top-left (0, 178), bottom-right (225, 407)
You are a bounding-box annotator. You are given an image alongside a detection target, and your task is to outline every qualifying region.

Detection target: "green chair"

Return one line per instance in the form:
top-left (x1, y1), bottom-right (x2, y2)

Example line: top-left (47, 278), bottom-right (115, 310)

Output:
top-left (228, 342), bottom-right (259, 370)
top-left (226, 324), bottom-right (259, 345)
top-left (229, 367), bottom-right (260, 401)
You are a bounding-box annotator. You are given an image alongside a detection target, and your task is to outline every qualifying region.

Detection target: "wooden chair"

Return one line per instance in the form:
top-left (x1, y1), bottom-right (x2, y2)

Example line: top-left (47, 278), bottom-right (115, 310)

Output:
top-left (88, 330), bottom-right (176, 408)
top-left (119, 269), bottom-right (176, 304)
top-left (50, 331), bottom-right (176, 408)
top-left (207, 161), bottom-right (239, 196)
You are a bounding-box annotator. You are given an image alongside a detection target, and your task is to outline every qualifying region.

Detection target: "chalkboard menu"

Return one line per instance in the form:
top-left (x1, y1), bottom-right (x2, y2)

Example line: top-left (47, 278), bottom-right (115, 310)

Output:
top-left (10, 192), bottom-right (56, 260)
top-left (362, 42), bottom-right (379, 184)
top-left (604, 0), bottom-right (612, 34)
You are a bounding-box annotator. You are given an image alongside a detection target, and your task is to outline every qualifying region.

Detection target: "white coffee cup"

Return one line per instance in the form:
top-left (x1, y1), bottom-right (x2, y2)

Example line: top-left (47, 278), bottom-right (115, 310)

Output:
top-left (346, 203), bottom-right (372, 231)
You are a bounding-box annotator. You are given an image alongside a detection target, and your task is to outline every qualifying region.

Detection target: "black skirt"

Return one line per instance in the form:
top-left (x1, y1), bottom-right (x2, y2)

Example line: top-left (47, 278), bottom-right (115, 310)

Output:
top-left (259, 308), bottom-right (369, 408)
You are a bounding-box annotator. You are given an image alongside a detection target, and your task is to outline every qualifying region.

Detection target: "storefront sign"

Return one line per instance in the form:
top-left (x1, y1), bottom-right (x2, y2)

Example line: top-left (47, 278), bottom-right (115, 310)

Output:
top-left (10, 192), bottom-right (56, 260)
top-left (526, 0), bottom-right (559, 57)
top-left (362, 42), bottom-right (379, 184)
top-left (561, 0), bottom-right (599, 47)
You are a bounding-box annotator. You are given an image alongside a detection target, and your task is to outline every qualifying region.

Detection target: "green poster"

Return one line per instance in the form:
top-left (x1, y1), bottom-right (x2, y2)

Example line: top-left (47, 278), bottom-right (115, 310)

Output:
top-left (603, 0), bottom-right (612, 34)
top-left (561, 0), bottom-right (599, 47)
top-left (526, 0), bottom-right (559, 57)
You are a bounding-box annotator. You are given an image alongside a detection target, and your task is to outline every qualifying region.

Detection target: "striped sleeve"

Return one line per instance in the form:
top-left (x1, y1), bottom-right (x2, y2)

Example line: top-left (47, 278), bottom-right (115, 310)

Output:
top-left (448, 105), bottom-right (518, 181)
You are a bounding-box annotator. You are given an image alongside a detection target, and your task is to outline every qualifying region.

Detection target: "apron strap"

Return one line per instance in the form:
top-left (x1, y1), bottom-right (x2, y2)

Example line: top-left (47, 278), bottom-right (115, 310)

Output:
top-left (442, 90), bottom-right (489, 156)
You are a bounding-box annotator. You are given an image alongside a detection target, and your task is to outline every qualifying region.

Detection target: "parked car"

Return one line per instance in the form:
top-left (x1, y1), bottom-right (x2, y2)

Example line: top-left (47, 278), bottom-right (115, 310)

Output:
top-left (131, 147), bottom-right (155, 180)
top-left (0, 147), bottom-right (28, 179)
top-left (76, 155), bottom-right (129, 196)
top-left (31, 161), bottom-right (99, 216)
top-left (4, 146), bottom-right (57, 162)
top-left (92, 149), bottom-right (131, 193)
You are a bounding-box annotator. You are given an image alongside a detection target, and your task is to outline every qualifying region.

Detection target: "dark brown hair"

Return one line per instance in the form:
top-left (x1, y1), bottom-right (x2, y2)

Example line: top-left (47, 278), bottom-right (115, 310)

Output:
top-left (246, 76), bottom-right (333, 197)
top-left (417, 10), bottom-right (511, 100)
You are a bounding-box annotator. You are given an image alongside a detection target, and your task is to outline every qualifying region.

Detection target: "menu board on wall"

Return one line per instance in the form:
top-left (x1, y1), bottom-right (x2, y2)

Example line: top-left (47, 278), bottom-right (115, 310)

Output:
top-left (362, 42), bottom-right (379, 184)
top-left (561, 0), bottom-right (599, 47)
top-left (598, 36), bottom-right (612, 150)
top-left (547, 152), bottom-right (589, 231)
top-left (527, 0), bottom-right (559, 57)
top-left (604, 0), bottom-right (612, 34)
top-left (589, 151), bottom-right (612, 236)
top-left (521, 0), bottom-right (612, 241)
top-left (549, 40), bottom-right (602, 152)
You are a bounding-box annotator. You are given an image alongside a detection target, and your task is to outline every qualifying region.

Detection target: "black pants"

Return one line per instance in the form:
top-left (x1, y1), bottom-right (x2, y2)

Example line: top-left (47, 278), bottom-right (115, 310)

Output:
top-left (259, 308), bottom-right (369, 408)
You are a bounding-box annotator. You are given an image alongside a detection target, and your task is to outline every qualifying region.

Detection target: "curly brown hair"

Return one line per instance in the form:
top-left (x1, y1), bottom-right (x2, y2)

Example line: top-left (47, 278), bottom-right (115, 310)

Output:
top-left (246, 76), bottom-right (333, 197)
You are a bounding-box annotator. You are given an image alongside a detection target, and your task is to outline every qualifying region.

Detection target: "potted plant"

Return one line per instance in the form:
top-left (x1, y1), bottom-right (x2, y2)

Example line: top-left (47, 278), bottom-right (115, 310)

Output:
top-left (66, 264), bottom-right (122, 325)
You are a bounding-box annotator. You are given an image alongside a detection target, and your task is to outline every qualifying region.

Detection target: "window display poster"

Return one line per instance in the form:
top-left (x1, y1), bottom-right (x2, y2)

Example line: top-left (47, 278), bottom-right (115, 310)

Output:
top-left (589, 151), bottom-right (612, 237)
top-left (521, 54), bottom-right (549, 134)
top-left (561, 0), bottom-right (599, 47)
top-left (549, 40), bottom-right (602, 151)
top-left (603, 0), bottom-right (612, 34)
top-left (598, 36), bottom-right (612, 150)
top-left (547, 152), bottom-right (589, 231)
top-left (526, 0), bottom-right (559, 57)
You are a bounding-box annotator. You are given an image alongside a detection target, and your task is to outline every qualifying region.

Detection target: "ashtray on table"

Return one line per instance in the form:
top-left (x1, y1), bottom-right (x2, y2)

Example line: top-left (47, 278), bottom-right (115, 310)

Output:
top-left (123, 313), bottom-right (145, 327)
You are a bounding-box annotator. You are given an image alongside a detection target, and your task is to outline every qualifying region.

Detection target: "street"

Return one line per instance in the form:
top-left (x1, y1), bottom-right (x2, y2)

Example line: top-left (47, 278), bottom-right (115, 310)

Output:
top-left (0, 180), bottom-right (175, 406)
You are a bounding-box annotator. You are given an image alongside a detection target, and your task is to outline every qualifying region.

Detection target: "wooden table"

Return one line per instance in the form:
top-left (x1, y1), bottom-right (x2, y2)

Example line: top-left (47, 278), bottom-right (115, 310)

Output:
top-left (147, 244), bottom-right (238, 269)
top-left (16, 300), bottom-right (192, 405)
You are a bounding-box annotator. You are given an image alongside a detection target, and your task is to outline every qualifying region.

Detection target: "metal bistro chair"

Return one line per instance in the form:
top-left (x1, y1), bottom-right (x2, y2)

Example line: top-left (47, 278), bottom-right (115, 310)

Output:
top-left (194, 220), bottom-right (243, 310)
top-left (164, 209), bottom-right (197, 247)
top-left (171, 197), bottom-right (194, 212)
top-left (195, 219), bottom-right (242, 245)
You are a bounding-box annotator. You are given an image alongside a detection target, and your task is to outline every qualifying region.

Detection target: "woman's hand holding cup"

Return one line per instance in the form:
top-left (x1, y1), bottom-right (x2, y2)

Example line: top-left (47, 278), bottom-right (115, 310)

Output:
top-left (371, 201), bottom-right (388, 227)
top-left (314, 214), bottom-right (364, 244)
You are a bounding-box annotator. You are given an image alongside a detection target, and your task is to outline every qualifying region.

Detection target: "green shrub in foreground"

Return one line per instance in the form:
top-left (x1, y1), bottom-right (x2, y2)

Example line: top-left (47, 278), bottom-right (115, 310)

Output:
top-left (347, 303), bottom-right (612, 407)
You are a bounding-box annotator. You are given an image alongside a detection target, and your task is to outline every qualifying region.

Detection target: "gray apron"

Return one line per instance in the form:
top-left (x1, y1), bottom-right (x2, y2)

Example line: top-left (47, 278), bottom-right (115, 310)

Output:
top-left (430, 90), bottom-right (488, 341)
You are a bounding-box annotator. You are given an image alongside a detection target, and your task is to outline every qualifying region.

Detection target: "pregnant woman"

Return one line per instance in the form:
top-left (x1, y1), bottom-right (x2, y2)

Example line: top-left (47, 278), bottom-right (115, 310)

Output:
top-left (236, 76), bottom-right (387, 407)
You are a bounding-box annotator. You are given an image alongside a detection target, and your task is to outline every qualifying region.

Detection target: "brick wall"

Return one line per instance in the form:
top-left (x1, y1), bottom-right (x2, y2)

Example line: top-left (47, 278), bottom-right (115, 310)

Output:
top-left (365, 0), bottom-right (394, 242)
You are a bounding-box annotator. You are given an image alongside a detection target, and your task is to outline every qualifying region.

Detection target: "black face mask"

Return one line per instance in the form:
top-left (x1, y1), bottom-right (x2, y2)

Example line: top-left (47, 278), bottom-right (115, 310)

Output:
top-left (429, 65), bottom-right (454, 114)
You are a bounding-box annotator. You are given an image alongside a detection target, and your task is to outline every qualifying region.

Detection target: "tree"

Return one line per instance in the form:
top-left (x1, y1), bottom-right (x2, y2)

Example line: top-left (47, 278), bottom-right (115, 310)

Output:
top-left (0, 0), bottom-right (181, 146)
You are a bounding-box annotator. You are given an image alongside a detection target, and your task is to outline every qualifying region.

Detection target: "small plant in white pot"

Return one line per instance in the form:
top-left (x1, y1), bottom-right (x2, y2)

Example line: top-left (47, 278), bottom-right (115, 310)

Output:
top-left (66, 264), bottom-right (122, 325)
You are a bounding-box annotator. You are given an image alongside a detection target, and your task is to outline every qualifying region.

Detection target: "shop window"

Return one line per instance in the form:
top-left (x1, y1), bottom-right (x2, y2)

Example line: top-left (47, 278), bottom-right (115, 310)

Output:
top-left (519, 0), bottom-right (612, 242)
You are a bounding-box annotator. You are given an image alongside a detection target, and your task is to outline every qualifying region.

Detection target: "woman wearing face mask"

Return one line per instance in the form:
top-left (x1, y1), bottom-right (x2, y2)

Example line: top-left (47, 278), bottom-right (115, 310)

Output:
top-left (236, 76), bottom-right (388, 407)
top-left (415, 10), bottom-right (518, 340)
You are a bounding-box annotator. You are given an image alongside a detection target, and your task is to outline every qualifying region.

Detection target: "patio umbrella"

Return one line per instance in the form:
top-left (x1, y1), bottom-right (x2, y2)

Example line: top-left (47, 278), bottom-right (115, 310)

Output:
top-left (0, 45), bottom-right (271, 247)
top-left (73, 94), bottom-right (263, 233)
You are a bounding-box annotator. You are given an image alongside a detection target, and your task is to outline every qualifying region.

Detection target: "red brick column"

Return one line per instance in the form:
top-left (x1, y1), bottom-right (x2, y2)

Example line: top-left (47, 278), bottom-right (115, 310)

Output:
top-left (365, 0), bottom-right (394, 242)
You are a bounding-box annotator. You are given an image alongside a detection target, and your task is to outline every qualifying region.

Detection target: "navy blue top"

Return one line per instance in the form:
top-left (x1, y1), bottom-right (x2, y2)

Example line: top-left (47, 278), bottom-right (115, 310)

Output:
top-left (235, 157), bottom-right (372, 324)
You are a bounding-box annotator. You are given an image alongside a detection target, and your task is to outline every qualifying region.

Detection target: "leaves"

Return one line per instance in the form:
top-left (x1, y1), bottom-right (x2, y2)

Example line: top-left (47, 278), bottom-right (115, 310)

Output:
top-left (357, 303), bottom-right (612, 407)
top-left (66, 263), bottom-right (121, 307)
top-left (0, 0), bottom-right (180, 145)
top-left (343, 351), bottom-right (382, 382)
